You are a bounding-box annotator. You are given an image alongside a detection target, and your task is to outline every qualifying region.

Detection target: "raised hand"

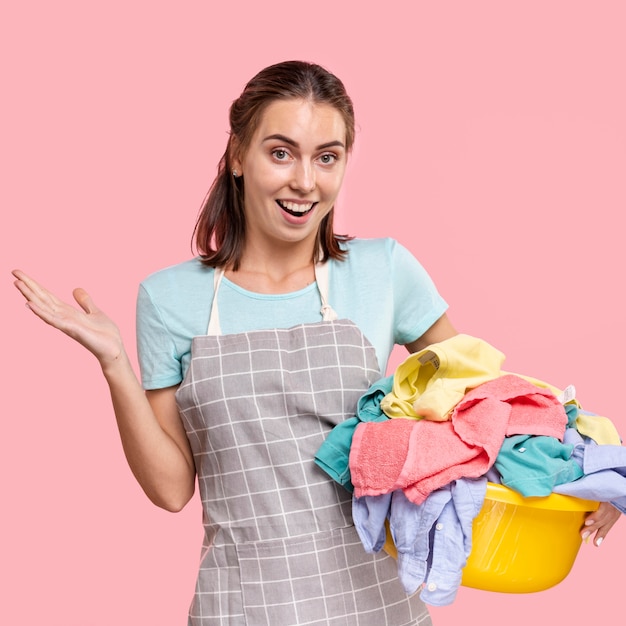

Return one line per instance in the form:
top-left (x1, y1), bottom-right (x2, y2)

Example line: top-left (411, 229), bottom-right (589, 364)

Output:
top-left (12, 269), bottom-right (125, 369)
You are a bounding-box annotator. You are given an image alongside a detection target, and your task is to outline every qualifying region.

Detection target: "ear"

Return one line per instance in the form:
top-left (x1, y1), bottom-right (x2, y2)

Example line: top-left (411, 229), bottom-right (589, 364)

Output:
top-left (229, 135), bottom-right (244, 177)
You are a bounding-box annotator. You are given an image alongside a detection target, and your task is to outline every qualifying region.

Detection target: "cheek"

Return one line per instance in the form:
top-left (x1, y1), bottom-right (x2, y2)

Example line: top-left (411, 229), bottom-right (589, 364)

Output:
top-left (322, 173), bottom-right (345, 199)
top-left (251, 163), bottom-right (289, 190)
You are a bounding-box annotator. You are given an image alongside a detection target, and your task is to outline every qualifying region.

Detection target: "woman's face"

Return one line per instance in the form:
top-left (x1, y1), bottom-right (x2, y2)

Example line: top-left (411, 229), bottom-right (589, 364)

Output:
top-left (233, 98), bottom-right (348, 254)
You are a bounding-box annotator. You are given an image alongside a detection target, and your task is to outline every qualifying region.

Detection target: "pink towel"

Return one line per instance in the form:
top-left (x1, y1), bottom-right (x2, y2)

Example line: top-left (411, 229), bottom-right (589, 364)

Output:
top-left (350, 375), bottom-right (567, 504)
top-left (454, 374), bottom-right (568, 441)
top-left (350, 418), bottom-right (416, 497)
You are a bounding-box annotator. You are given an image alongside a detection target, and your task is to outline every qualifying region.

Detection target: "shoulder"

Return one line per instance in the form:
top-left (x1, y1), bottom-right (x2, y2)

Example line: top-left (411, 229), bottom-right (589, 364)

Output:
top-left (337, 237), bottom-right (414, 272)
top-left (337, 237), bottom-right (443, 303)
top-left (136, 257), bottom-right (215, 361)
top-left (339, 237), bottom-right (401, 261)
top-left (140, 257), bottom-right (213, 297)
top-left (137, 257), bottom-right (215, 327)
top-left (341, 237), bottom-right (397, 254)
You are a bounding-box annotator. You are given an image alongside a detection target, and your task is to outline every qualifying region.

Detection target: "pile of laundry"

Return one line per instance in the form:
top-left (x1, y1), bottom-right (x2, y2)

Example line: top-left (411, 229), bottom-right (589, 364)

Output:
top-left (314, 334), bottom-right (625, 606)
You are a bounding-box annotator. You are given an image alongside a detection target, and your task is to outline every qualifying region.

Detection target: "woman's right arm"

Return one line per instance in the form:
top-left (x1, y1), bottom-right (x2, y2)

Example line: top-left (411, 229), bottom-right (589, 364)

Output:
top-left (12, 270), bottom-right (196, 512)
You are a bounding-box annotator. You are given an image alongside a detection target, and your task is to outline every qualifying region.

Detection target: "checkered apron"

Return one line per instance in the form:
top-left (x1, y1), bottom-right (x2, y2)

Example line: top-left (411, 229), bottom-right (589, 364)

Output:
top-left (175, 265), bottom-right (432, 625)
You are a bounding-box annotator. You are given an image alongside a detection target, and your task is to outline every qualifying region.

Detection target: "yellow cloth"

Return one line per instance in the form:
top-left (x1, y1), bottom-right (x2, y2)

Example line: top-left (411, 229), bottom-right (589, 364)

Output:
top-left (513, 374), bottom-right (621, 445)
top-left (381, 334), bottom-right (505, 421)
top-left (382, 334), bottom-right (622, 442)
top-left (574, 412), bottom-right (622, 445)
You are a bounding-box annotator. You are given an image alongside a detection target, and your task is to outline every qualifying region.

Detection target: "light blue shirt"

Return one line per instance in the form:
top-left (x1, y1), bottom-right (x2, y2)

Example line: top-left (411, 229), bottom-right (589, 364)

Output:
top-left (554, 428), bottom-right (626, 514)
top-left (352, 477), bottom-right (487, 605)
top-left (136, 238), bottom-right (448, 389)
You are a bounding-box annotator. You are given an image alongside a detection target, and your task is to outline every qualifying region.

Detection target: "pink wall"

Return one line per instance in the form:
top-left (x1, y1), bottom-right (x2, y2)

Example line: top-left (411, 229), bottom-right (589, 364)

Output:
top-left (3, 2), bottom-right (625, 624)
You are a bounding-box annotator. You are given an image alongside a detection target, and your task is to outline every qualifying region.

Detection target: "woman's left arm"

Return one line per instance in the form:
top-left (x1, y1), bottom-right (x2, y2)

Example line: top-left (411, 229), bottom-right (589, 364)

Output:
top-left (404, 313), bottom-right (458, 354)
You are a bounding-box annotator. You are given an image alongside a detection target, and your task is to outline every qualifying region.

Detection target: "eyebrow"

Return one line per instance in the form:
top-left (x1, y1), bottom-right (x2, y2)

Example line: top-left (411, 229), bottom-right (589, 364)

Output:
top-left (262, 133), bottom-right (345, 150)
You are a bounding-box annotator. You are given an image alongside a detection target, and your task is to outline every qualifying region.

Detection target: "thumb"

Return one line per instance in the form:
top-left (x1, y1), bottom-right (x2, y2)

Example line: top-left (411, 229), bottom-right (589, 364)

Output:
top-left (73, 287), bottom-right (98, 315)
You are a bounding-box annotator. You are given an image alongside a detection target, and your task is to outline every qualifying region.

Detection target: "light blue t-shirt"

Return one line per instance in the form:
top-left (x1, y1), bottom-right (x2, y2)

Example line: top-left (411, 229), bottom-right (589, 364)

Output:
top-left (136, 238), bottom-right (448, 390)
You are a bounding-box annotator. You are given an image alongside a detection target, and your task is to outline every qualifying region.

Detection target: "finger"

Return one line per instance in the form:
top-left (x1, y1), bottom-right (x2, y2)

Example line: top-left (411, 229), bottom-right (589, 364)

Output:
top-left (582, 513), bottom-right (606, 532)
top-left (581, 520), bottom-right (595, 543)
top-left (581, 512), bottom-right (603, 538)
top-left (590, 522), bottom-right (614, 547)
top-left (13, 279), bottom-right (57, 314)
top-left (12, 269), bottom-right (60, 308)
top-left (18, 294), bottom-right (70, 330)
top-left (73, 287), bottom-right (98, 315)
top-left (581, 504), bottom-right (621, 546)
top-left (12, 269), bottom-right (38, 299)
top-left (12, 271), bottom-right (75, 330)
top-left (11, 268), bottom-right (28, 281)
top-left (12, 269), bottom-right (48, 297)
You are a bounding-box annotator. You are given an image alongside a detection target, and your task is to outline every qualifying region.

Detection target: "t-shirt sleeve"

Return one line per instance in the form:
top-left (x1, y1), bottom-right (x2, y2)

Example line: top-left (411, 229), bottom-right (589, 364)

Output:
top-left (390, 240), bottom-right (449, 345)
top-left (136, 283), bottom-right (184, 390)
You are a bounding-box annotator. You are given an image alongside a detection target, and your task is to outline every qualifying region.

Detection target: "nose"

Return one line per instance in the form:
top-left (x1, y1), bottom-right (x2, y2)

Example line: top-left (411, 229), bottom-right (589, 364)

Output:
top-left (290, 160), bottom-right (316, 193)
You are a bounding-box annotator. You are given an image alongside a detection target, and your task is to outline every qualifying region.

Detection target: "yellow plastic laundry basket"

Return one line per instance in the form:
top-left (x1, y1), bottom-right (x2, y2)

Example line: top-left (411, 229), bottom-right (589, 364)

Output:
top-left (384, 482), bottom-right (599, 593)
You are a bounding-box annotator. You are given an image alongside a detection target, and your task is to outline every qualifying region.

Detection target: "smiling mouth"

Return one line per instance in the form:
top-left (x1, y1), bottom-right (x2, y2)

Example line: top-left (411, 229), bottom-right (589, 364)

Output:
top-left (276, 200), bottom-right (317, 216)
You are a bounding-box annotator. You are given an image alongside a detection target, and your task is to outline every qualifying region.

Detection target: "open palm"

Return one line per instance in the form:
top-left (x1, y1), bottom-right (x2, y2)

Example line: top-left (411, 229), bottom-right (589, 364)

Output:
top-left (12, 269), bottom-right (124, 367)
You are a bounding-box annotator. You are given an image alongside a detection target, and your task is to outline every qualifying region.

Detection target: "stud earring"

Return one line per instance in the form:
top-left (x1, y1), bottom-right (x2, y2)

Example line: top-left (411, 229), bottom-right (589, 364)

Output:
top-left (232, 169), bottom-right (239, 178)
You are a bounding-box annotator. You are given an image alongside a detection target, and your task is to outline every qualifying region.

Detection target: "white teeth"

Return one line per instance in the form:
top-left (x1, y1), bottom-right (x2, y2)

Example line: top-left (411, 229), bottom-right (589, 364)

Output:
top-left (279, 201), bottom-right (314, 213)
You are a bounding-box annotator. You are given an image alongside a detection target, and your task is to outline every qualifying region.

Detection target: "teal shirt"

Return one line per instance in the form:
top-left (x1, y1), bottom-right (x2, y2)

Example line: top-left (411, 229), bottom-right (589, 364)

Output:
top-left (136, 238), bottom-right (448, 389)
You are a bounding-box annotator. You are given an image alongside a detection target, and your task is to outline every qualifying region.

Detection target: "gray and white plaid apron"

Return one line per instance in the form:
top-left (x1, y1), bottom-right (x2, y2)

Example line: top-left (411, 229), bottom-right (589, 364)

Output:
top-left (175, 264), bottom-right (432, 625)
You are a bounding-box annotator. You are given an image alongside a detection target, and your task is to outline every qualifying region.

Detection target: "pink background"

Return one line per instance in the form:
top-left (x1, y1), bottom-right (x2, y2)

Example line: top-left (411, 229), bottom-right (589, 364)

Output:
top-left (2, 1), bottom-right (625, 624)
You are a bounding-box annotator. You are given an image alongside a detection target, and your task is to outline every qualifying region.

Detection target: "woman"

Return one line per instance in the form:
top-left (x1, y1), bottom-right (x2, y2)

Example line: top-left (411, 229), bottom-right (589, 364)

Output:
top-left (12, 61), bottom-right (619, 625)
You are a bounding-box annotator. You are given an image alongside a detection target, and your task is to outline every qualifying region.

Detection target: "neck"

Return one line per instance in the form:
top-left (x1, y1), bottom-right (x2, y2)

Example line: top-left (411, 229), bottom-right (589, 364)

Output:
top-left (226, 242), bottom-right (318, 294)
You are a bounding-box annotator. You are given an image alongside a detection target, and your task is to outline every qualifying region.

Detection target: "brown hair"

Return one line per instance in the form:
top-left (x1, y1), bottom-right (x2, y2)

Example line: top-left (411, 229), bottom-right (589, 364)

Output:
top-left (192, 60), bottom-right (355, 270)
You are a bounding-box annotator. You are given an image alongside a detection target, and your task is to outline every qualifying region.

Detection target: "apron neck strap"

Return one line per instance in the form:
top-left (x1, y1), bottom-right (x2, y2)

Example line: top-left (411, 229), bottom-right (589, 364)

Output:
top-left (207, 267), bottom-right (225, 336)
top-left (314, 261), bottom-right (338, 322)
top-left (206, 262), bottom-right (338, 336)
